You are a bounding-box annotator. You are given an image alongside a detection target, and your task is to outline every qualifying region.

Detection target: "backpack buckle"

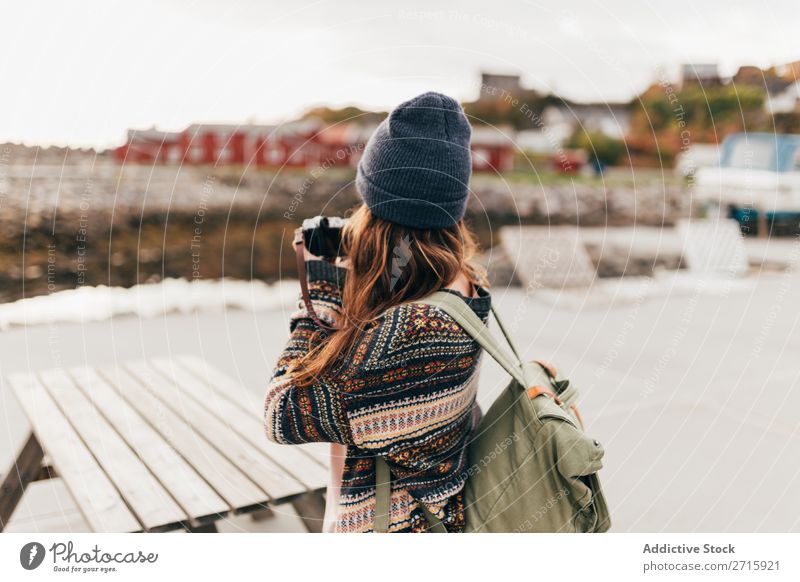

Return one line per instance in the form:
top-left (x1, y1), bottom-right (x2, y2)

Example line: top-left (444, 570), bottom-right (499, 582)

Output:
top-left (533, 359), bottom-right (558, 379)
top-left (526, 385), bottom-right (563, 405)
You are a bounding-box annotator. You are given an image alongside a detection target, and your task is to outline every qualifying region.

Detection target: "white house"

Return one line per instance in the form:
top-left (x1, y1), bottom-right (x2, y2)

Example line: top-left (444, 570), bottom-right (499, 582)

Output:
top-left (766, 80), bottom-right (800, 114)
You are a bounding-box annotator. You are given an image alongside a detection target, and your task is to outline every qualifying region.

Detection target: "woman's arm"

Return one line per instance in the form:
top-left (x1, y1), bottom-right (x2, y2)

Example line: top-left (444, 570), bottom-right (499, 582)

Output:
top-left (264, 260), bottom-right (354, 445)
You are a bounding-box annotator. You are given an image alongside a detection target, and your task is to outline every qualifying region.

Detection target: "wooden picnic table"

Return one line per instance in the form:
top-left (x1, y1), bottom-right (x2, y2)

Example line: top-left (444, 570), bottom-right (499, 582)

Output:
top-left (0, 355), bottom-right (330, 533)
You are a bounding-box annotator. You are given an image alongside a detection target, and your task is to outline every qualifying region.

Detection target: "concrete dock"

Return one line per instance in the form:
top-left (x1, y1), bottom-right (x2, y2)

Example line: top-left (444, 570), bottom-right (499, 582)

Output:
top-left (1, 264), bottom-right (799, 532)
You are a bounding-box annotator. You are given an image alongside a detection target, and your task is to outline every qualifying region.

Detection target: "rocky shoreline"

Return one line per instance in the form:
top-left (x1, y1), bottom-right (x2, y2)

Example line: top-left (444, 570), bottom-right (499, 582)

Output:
top-left (0, 162), bottom-right (692, 302)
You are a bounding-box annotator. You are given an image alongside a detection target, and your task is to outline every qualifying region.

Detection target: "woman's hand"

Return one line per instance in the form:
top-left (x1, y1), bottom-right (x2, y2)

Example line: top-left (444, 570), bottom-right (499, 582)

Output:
top-left (301, 244), bottom-right (349, 270)
top-left (302, 246), bottom-right (321, 262)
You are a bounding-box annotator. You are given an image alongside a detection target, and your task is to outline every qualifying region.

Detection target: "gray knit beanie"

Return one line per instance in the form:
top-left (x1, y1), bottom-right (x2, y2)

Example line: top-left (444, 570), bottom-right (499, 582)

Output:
top-left (355, 91), bottom-right (472, 229)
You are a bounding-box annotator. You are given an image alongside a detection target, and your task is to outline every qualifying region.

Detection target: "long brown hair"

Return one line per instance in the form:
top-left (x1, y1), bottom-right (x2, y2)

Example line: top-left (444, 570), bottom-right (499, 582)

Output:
top-left (290, 204), bottom-right (486, 387)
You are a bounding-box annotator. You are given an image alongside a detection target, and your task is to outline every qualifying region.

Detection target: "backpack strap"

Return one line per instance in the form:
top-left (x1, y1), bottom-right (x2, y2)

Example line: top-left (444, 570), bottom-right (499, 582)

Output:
top-left (374, 455), bottom-right (391, 533)
top-left (373, 456), bottom-right (447, 533)
top-left (416, 291), bottom-right (527, 387)
top-left (373, 291), bottom-right (525, 534)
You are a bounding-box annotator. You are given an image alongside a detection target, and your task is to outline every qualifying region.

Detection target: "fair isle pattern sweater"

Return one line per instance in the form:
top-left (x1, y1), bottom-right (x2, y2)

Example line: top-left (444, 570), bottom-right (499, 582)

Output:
top-left (264, 260), bottom-right (490, 532)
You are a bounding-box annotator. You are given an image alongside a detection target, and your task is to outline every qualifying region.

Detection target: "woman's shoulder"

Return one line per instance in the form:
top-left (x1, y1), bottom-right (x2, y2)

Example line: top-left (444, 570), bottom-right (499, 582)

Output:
top-left (376, 286), bottom-right (492, 335)
top-left (337, 289), bottom-right (491, 396)
top-left (436, 285), bottom-right (492, 320)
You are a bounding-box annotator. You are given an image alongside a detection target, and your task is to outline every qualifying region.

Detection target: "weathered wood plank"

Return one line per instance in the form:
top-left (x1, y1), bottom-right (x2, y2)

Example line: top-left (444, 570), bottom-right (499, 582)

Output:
top-left (175, 355), bottom-right (331, 472)
top-left (298, 442), bottom-right (332, 470)
top-left (69, 366), bottom-right (230, 527)
top-left (176, 355), bottom-right (261, 415)
top-left (38, 369), bottom-right (187, 532)
top-left (151, 357), bottom-right (328, 490)
top-left (123, 361), bottom-right (306, 502)
top-left (8, 373), bottom-right (141, 533)
top-left (96, 365), bottom-right (270, 513)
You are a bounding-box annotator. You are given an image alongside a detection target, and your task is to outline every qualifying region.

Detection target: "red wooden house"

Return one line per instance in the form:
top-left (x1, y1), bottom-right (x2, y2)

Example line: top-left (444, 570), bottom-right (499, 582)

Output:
top-left (314, 122), bottom-right (373, 167)
top-left (115, 119), bottom-right (516, 172)
top-left (470, 127), bottom-right (515, 172)
top-left (180, 124), bottom-right (249, 165)
top-left (250, 119), bottom-right (330, 168)
top-left (114, 129), bottom-right (182, 164)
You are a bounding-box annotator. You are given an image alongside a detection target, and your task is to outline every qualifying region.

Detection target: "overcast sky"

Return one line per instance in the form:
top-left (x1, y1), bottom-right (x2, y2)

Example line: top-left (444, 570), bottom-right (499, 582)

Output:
top-left (1, 0), bottom-right (797, 148)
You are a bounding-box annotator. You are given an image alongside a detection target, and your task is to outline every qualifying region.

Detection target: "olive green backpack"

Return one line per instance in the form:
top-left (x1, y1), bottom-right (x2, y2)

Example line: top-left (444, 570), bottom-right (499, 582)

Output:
top-left (374, 291), bottom-right (611, 533)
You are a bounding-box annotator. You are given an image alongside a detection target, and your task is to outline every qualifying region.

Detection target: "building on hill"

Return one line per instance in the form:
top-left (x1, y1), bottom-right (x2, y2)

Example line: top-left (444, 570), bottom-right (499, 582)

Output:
top-left (778, 61), bottom-right (800, 80)
top-left (733, 65), bottom-right (793, 95)
top-left (680, 64), bottom-right (723, 88)
top-left (546, 103), bottom-right (630, 140)
top-left (479, 73), bottom-right (525, 101)
top-left (767, 80), bottom-right (800, 115)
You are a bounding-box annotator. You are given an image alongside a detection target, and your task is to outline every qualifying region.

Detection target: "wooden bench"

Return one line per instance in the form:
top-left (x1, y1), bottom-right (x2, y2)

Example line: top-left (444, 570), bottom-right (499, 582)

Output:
top-left (0, 355), bottom-right (329, 533)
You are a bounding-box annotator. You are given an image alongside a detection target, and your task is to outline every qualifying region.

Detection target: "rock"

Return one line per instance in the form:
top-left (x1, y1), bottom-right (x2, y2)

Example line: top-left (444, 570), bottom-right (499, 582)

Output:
top-left (475, 247), bottom-right (522, 288)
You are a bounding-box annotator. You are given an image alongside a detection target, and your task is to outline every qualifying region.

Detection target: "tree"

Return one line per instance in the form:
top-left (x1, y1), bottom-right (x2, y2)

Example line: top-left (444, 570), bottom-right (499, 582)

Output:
top-left (628, 83), bottom-right (766, 162)
top-left (301, 106), bottom-right (386, 125)
top-left (565, 129), bottom-right (625, 166)
top-left (463, 92), bottom-right (566, 130)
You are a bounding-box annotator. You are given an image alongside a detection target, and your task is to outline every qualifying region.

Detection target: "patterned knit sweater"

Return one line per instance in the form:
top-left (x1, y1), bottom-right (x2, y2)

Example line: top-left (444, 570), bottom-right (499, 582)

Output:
top-left (264, 260), bottom-right (490, 532)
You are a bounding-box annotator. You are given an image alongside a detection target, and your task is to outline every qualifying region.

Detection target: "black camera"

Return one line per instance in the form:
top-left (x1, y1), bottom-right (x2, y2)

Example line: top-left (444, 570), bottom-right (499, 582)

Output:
top-left (301, 216), bottom-right (348, 260)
